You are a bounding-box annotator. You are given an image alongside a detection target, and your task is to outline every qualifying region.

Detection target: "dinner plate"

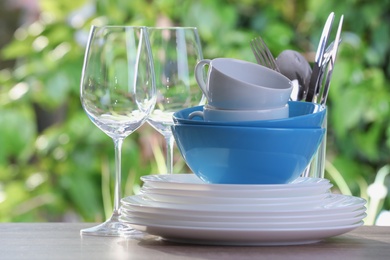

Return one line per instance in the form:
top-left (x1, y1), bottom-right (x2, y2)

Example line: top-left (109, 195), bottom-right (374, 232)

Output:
top-left (141, 191), bottom-right (330, 205)
top-left (127, 221), bottom-right (364, 246)
top-left (120, 206), bottom-right (367, 224)
top-left (140, 183), bottom-right (333, 198)
top-left (141, 174), bottom-right (330, 191)
top-left (137, 193), bottom-right (332, 210)
top-left (120, 213), bottom-right (366, 229)
top-left (121, 194), bottom-right (365, 214)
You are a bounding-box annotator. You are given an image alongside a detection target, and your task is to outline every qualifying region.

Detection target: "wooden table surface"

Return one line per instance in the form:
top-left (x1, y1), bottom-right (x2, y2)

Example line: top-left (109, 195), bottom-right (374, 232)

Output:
top-left (0, 223), bottom-right (389, 260)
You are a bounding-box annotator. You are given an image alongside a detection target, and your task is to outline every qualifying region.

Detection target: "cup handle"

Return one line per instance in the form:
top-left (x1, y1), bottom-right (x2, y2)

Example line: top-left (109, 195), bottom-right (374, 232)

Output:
top-left (188, 111), bottom-right (204, 119)
top-left (194, 59), bottom-right (211, 100)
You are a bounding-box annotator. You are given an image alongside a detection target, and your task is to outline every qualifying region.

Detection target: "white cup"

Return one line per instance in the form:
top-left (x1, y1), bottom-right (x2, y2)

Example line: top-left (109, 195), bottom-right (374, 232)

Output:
top-left (189, 104), bottom-right (289, 122)
top-left (194, 58), bottom-right (292, 110)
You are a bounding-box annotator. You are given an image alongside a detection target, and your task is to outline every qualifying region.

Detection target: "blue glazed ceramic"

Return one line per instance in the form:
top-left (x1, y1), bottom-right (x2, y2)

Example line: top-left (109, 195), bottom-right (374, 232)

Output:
top-left (172, 101), bottom-right (326, 128)
top-left (171, 124), bottom-right (325, 184)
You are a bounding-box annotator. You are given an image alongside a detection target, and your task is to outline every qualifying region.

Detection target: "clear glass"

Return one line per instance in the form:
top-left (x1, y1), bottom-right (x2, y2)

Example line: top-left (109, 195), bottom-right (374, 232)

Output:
top-left (301, 108), bottom-right (327, 178)
top-left (146, 27), bottom-right (206, 174)
top-left (80, 26), bottom-right (156, 236)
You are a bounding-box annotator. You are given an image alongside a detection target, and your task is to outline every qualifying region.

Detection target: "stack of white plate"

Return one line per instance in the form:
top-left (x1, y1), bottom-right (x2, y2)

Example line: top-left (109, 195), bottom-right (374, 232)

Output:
top-left (120, 174), bottom-right (366, 246)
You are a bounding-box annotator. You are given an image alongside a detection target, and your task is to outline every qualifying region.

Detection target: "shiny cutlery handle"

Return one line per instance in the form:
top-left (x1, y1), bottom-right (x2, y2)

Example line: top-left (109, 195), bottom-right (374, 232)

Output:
top-left (306, 12), bottom-right (335, 102)
top-left (320, 15), bottom-right (344, 106)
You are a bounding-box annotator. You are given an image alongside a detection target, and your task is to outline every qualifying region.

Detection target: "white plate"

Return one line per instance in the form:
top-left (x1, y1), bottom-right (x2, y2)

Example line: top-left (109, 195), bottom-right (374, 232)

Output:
top-left (141, 174), bottom-right (331, 191)
top-left (120, 206), bottom-right (367, 224)
top-left (141, 183), bottom-right (333, 198)
top-left (122, 194), bottom-right (366, 213)
top-left (141, 191), bottom-right (330, 205)
top-left (120, 213), bottom-right (366, 229)
top-left (137, 194), bottom-right (331, 210)
top-left (128, 221), bottom-right (364, 246)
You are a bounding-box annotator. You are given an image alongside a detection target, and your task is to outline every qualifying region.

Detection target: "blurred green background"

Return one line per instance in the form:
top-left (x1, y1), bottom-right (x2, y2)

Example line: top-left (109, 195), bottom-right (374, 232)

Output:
top-left (0, 0), bottom-right (389, 225)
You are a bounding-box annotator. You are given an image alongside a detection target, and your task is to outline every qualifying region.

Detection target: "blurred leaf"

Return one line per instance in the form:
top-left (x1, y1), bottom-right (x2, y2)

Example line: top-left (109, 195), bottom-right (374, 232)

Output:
top-left (1, 40), bottom-right (34, 60)
top-left (60, 171), bottom-right (103, 220)
top-left (40, 0), bottom-right (88, 20)
top-left (187, 0), bottom-right (237, 43)
top-left (0, 107), bottom-right (36, 164)
top-left (354, 123), bottom-right (382, 161)
top-left (40, 72), bottom-right (71, 107)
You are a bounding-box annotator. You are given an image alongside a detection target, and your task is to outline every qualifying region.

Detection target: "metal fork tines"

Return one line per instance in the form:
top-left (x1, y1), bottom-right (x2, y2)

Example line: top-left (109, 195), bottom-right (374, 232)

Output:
top-left (250, 36), bottom-right (280, 72)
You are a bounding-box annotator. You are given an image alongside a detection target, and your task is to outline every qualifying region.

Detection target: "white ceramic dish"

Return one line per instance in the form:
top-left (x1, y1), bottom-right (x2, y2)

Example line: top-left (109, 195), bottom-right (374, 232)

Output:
top-left (121, 194), bottom-right (366, 216)
top-left (126, 221), bottom-right (364, 246)
top-left (141, 191), bottom-right (330, 205)
top-left (189, 104), bottom-right (289, 122)
top-left (138, 193), bottom-right (331, 210)
top-left (140, 183), bottom-right (333, 198)
top-left (120, 207), bottom-right (366, 224)
top-left (141, 174), bottom-right (330, 191)
top-left (120, 213), bottom-right (366, 229)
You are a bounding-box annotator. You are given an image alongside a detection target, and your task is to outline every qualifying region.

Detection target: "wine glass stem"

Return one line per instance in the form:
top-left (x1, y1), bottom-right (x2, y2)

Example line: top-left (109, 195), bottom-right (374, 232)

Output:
top-left (113, 137), bottom-right (124, 217)
top-left (165, 134), bottom-right (175, 174)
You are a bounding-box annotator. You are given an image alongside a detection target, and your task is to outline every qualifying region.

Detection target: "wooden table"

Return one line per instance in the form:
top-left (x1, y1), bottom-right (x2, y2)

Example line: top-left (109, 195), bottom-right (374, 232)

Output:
top-left (0, 223), bottom-right (389, 259)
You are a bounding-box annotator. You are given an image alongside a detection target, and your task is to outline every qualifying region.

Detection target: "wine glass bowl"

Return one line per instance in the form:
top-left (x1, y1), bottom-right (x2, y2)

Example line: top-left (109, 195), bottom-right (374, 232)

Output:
top-left (80, 26), bottom-right (156, 236)
top-left (146, 27), bottom-right (205, 173)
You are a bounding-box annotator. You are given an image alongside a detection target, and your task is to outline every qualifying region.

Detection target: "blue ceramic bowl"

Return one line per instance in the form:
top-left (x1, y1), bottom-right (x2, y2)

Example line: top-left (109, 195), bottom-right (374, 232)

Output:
top-left (173, 101), bottom-right (326, 128)
top-left (171, 124), bottom-right (325, 184)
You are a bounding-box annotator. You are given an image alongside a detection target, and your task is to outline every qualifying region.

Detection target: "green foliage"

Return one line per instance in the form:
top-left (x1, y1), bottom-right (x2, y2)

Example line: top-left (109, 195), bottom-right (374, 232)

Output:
top-left (0, 0), bottom-right (389, 223)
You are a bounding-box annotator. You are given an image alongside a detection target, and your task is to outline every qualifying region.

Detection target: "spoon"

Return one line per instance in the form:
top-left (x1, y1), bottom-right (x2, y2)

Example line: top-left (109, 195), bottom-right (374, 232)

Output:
top-left (275, 50), bottom-right (312, 101)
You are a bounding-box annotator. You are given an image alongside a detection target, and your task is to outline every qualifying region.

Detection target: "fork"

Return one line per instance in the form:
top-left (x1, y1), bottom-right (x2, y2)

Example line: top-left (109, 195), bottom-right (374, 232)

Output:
top-left (250, 36), bottom-right (280, 72)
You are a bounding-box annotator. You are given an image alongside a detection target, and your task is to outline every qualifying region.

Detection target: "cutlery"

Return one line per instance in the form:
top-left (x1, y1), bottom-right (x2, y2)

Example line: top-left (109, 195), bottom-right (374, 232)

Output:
top-left (319, 15), bottom-right (344, 105)
top-left (304, 37), bottom-right (341, 104)
top-left (250, 36), bottom-right (280, 72)
top-left (275, 50), bottom-right (312, 101)
top-left (305, 12), bottom-right (335, 102)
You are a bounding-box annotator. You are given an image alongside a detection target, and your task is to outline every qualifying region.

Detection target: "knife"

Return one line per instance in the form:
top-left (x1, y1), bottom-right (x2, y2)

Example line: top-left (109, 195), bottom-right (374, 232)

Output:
top-left (305, 12), bottom-right (335, 102)
top-left (320, 15), bottom-right (344, 106)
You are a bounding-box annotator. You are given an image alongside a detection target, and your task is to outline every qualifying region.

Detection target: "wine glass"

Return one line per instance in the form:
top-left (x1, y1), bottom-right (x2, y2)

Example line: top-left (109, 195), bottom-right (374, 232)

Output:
top-left (80, 26), bottom-right (156, 236)
top-left (147, 27), bottom-right (205, 174)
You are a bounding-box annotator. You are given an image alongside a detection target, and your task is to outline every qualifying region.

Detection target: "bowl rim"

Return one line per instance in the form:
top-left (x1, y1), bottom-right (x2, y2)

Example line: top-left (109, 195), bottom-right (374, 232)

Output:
top-left (173, 101), bottom-right (326, 125)
top-left (171, 123), bottom-right (326, 133)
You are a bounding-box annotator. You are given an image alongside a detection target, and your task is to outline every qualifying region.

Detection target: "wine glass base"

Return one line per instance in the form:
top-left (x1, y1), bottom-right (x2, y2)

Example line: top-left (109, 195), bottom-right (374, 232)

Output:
top-left (80, 218), bottom-right (134, 237)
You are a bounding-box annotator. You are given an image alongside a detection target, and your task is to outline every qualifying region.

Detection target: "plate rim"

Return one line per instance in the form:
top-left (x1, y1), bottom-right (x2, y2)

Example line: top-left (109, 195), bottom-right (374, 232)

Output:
top-left (127, 221), bottom-right (364, 246)
top-left (120, 213), bottom-right (366, 229)
top-left (121, 194), bottom-right (367, 215)
top-left (141, 190), bottom-right (331, 205)
top-left (141, 174), bottom-right (331, 191)
top-left (140, 183), bottom-right (333, 198)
